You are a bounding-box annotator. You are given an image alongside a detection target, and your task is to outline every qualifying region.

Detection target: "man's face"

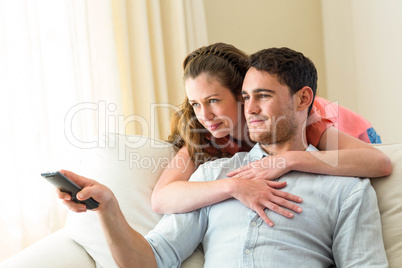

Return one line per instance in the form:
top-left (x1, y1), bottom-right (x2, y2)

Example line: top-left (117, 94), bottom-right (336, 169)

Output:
top-left (242, 67), bottom-right (298, 145)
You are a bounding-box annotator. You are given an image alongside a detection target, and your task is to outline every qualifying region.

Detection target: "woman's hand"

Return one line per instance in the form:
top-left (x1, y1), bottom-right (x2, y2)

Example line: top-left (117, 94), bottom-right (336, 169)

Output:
top-left (226, 154), bottom-right (291, 181)
top-left (57, 170), bottom-right (115, 213)
top-left (230, 177), bottom-right (303, 227)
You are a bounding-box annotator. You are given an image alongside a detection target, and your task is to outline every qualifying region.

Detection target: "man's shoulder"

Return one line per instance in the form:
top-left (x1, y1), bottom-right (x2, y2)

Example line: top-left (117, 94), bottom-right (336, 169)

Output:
top-left (203, 151), bottom-right (248, 167)
top-left (297, 145), bottom-right (374, 194)
top-left (285, 171), bottom-right (373, 198)
top-left (193, 152), bottom-right (249, 182)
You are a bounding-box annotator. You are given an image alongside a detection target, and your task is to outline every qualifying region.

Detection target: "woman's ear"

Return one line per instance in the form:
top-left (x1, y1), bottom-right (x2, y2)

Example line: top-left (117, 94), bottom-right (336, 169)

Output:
top-left (295, 86), bottom-right (314, 111)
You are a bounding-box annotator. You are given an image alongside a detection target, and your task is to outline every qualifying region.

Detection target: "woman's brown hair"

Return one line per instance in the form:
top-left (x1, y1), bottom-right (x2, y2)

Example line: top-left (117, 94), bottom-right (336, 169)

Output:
top-left (167, 43), bottom-right (249, 166)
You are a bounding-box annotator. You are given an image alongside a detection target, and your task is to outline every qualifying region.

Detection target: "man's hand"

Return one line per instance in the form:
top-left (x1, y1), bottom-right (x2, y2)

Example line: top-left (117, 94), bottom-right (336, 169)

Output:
top-left (57, 170), bottom-right (115, 213)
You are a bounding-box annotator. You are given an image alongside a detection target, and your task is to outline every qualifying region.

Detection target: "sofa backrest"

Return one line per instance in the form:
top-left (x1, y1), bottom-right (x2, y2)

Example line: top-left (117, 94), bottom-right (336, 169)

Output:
top-left (65, 134), bottom-right (402, 267)
top-left (371, 143), bottom-right (402, 267)
top-left (65, 134), bottom-right (204, 267)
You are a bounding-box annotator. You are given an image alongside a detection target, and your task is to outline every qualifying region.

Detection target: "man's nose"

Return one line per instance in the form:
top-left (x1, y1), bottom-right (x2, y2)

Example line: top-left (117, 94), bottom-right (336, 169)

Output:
top-left (245, 97), bottom-right (260, 115)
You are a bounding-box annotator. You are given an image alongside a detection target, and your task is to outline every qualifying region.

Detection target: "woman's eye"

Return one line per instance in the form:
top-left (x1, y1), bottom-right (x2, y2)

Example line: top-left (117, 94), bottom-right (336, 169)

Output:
top-left (191, 103), bottom-right (200, 108)
top-left (209, 99), bottom-right (218, 104)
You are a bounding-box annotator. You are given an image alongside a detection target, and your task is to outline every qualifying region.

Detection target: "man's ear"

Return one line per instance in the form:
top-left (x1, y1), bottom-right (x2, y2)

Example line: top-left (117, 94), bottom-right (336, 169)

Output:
top-left (295, 86), bottom-right (314, 111)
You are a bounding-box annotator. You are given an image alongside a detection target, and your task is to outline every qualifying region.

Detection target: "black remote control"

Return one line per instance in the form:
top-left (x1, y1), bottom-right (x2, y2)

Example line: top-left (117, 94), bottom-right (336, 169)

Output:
top-left (41, 171), bottom-right (99, 210)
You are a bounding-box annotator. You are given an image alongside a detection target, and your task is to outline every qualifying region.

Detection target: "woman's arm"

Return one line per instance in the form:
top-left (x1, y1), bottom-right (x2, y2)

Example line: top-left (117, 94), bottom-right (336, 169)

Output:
top-left (301, 127), bottom-right (391, 177)
top-left (227, 127), bottom-right (391, 180)
top-left (151, 147), bottom-right (303, 226)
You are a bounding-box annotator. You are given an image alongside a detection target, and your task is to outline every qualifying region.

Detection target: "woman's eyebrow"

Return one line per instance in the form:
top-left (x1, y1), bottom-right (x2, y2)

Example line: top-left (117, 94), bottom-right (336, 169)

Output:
top-left (203, 94), bottom-right (220, 99)
top-left (188, 94), bottom-right (220, 102)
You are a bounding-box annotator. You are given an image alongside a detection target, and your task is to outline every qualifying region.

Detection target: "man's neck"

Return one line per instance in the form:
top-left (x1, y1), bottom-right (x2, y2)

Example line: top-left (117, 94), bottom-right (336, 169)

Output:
top-left (259, 133), bottom-right (308, 155)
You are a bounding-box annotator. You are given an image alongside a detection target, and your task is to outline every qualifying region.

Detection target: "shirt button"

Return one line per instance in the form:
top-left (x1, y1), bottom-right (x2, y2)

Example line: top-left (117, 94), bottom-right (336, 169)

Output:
top-left (245, 249), bottom-right (251, 254)
top-left (251, 222), bottom-right (257, 227)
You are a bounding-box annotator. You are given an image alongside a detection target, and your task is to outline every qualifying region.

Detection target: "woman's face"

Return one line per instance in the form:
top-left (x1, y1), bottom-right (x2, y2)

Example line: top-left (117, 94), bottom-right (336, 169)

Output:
top-left (185, 73), bottom-right (242, 139)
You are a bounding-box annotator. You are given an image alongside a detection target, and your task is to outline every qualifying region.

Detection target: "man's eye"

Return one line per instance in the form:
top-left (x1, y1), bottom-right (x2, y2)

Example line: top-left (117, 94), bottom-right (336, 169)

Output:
top-left (209, 99), bottom-right (218, 103)
top-left (260, 94), bottom-right (270, 99)
top-left (242, 95), bottom-right (249, 101)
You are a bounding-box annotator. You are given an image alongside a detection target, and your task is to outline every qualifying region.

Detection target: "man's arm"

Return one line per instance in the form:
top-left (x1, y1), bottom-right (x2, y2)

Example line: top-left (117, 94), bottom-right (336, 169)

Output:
top-left (59, 170), bottom-right (157, 267)
top-left (60, 169), bottom-right (206, 268)
top-left (97, 197), bottom-right (157, 268)
top-left (332, 179), bottom-right (388, 267)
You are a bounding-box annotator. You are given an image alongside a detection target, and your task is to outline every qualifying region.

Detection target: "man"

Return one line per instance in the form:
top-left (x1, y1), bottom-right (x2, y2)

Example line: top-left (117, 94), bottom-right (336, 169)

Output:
top-left (62, 47), bottom-right (387, 267)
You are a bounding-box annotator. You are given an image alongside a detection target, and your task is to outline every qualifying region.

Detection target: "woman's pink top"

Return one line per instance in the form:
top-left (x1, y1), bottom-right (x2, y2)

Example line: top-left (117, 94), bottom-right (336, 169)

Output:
top-left (306, 96), bottom-right (372, 147)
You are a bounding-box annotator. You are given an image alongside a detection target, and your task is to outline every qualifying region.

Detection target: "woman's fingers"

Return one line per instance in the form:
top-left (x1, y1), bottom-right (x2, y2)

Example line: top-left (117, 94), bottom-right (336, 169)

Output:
top-left (270, 186), bottom-right (303, 204)
top-left (264, 201), bottom-right (295, 219)
top-left (268, 191), bottom-right (303, 213)
top-left (265, 180), bottom-right (287, 189)
top-left (255, 207), bottom-right (274, 227)
top-left (226, 164), bottom-right (251, 177)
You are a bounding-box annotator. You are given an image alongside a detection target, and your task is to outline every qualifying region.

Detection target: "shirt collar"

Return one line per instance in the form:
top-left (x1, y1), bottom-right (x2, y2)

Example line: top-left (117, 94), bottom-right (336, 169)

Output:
top-left (247, 143), bottom-right (318, 162)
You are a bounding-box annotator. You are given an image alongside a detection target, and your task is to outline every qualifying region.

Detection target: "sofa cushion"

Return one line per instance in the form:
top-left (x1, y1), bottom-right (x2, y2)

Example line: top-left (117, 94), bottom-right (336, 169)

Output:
top-left (371, 143), bottom-right (402, 267)
top-left (0, 229), bottom-right (95, 268)
top-left (65, 134), bottom-right (204, 268)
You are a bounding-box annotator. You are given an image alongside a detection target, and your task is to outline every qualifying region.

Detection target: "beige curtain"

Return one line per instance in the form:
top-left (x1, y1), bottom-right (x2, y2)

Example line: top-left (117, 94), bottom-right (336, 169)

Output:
top-left (0, 0), bottom-right (123, 261)
top-left (0, 0), bottom-right (207, 262)
top-left (111, 0), bottom-right (208, 140)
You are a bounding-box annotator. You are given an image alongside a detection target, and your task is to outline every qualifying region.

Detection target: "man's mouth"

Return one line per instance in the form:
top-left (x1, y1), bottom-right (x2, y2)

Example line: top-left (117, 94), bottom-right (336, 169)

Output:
top-left (248, 117), bottom-right (267, 126)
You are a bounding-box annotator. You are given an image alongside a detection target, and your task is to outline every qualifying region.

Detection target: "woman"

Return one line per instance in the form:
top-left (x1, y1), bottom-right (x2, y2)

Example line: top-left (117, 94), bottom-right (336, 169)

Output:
top-left (151, 42), bottom-right (390, 226)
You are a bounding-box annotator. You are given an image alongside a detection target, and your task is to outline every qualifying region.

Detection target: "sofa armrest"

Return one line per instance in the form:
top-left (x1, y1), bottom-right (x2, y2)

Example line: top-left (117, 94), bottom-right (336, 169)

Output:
top-left (0, 229), bottom-right (95, 268)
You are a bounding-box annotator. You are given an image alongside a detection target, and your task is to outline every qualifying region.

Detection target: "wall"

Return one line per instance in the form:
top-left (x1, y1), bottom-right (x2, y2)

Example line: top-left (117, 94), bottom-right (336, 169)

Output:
top-left (322, 0), bottom-right (402, 143)
top-left (203, 0), bottom-right (328, 98)
top-left (203, 0), bottom-right (402, 143)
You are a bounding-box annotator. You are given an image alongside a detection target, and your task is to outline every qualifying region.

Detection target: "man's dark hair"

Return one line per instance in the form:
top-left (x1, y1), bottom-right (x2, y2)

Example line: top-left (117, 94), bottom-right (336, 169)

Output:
top-left (249, 47), bottom-right (317, 114)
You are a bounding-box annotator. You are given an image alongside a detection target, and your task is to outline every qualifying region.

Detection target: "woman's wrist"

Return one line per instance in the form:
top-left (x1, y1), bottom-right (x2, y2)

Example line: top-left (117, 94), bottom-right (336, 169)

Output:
top-left (280, 151), bottom-right (298, 173)
top-left (227, 177), bottom-right (241, 199)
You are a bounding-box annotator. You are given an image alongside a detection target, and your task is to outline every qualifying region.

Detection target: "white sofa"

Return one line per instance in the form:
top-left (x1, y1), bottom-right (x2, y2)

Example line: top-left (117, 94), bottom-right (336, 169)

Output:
top-left (1, 134), bottom-right (402, 268)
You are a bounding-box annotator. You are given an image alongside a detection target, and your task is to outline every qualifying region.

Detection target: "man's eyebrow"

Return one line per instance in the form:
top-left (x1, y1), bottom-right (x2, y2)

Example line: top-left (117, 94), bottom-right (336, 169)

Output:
top-left (188, 94), bottom-right (220, 102)
top-left (241, 89), bottom-right (275, 95)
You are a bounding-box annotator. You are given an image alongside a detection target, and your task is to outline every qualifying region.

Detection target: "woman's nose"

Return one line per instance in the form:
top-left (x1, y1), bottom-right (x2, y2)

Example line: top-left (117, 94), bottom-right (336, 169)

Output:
top-left (199, 106), bottom-right (214, 121)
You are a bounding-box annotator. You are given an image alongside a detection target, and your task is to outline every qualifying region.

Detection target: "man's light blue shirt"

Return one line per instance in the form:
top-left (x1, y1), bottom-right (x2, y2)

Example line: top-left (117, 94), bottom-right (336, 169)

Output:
top-left (145, 144), bottom-right (387, 267)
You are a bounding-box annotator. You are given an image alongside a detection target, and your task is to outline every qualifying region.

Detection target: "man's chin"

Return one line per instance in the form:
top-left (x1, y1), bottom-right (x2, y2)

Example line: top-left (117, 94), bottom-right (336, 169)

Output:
top-left (249, 133), bottom-right (270, 144)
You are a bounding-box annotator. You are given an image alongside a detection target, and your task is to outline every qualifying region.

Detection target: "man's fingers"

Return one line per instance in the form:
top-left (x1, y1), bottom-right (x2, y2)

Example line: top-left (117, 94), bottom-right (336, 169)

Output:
top-left (57, 189), bottom-right (71, 201)
top-left (76, 186), bottom-right (97, 201)
top-left (62, 200), bottom-right (87, 213)
top-left (60, 169), bottom-right (90, 187)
